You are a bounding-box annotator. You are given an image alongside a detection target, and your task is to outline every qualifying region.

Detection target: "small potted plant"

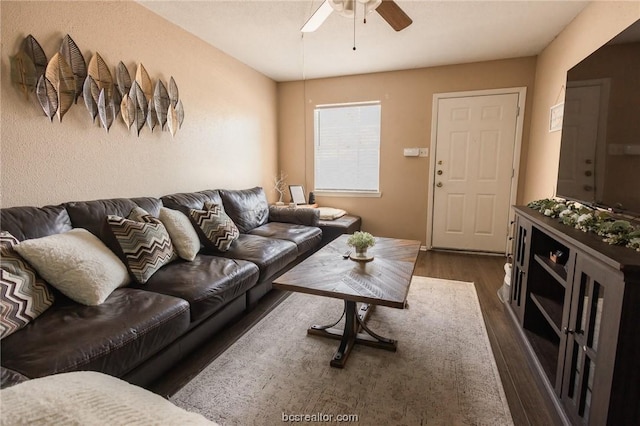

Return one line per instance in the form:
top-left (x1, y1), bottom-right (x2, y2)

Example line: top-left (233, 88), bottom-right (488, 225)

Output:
top-left (347, 231), bottom-right (376, 260)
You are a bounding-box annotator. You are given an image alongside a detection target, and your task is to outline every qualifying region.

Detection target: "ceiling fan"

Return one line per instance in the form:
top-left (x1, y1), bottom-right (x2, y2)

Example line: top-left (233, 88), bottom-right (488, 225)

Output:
top-left (301, 0), bottom-right (413, 33)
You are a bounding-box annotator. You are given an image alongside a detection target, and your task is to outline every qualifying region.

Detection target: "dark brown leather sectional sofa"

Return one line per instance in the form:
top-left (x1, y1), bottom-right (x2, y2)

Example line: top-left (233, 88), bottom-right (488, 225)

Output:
top-left (0, 187), bottom-right (342, 389)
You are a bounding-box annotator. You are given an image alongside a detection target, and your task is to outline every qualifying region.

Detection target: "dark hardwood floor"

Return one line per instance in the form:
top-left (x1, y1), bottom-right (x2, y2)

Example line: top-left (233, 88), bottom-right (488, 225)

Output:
top-left (149, 250), bottom-right (563, 426)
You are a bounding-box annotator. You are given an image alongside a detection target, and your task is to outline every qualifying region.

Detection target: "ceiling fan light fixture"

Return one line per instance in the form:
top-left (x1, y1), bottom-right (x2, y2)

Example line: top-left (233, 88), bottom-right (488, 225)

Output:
top-left (329, 0), bottom-right (355, 18)
top-left (364, 0), bottom-right (382, 15)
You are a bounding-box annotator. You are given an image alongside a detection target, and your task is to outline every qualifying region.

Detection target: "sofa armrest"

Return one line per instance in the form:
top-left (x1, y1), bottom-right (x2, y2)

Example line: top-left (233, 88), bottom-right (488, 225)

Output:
top-left (269, 206), bottom-right (319, 227)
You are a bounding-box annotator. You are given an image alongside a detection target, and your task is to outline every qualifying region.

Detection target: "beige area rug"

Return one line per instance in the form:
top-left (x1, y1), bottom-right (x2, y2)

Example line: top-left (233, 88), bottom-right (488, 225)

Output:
top-left (172, 276), bottom-right (513, 425)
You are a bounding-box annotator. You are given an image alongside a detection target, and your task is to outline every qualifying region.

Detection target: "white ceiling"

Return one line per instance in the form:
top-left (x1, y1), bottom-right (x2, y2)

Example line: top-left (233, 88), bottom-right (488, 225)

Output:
top-left (138, 0), bottom-right (590, 82)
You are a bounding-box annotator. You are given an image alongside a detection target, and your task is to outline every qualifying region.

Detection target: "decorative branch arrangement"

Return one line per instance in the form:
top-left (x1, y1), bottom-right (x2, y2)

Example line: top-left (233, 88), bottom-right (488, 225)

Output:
top-left (273, 170), bottom-right (287, 204)
top-left (10, 34), bottom-right (185, 137)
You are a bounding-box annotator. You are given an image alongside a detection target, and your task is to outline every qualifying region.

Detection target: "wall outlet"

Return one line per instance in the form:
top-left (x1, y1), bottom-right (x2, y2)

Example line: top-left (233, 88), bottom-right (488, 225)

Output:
top-left (419, 148), bottom-right (429, 157)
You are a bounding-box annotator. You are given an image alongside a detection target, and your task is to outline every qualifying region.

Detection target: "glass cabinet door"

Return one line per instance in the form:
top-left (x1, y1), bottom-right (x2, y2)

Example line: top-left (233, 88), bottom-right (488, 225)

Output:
top-left (510, 216), bottom-right (531, 324)
top-left (562, 254), bottom-right (622, 425)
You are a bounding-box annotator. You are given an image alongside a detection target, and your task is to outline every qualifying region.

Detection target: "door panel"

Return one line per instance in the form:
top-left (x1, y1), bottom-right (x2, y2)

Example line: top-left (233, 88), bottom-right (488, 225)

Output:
top-left (432, 93), bottom-right (519, 252)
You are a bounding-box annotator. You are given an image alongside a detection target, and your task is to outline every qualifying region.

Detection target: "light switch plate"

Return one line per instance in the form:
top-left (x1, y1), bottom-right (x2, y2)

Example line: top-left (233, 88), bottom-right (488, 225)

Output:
top-left (404, 148), bottom-right (420, 157)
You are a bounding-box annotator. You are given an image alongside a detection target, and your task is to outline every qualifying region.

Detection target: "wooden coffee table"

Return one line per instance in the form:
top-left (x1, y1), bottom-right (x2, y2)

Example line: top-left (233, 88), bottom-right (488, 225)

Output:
top-left (273, 234), bottom-right (421, 368)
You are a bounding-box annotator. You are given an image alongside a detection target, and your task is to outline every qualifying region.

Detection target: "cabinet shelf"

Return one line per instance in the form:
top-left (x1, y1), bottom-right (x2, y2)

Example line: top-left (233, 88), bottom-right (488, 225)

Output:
top-left (524, 327), bottom-right (560, 385)
top-left (530, 293), bottom-right (563, 336)
top-left (534, 254), bottom-right (567, 287)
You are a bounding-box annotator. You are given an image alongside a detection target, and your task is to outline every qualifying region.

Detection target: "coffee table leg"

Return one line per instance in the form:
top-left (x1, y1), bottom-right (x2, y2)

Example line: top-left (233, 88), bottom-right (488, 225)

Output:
top-left (330, 301), bottom-right (358, 368)
top-left (308, 304), bottom-right (346, 332)
top-left (307, 300), bottom-right (397, 368)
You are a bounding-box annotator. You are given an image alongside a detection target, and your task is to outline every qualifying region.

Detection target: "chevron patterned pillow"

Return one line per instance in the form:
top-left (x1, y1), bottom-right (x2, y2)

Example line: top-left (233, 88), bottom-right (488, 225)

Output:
top-left (107, 208), bottom-right (177, 284)
top-left (0, 231), bottom-right (55, 339)
top-left (189, 203), bottom-right (239, 252)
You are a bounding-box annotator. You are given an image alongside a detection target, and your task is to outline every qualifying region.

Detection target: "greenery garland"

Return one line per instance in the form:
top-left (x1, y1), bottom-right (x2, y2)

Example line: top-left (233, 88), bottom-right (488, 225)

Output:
top-left (527, 198), bottom-right (640, 252)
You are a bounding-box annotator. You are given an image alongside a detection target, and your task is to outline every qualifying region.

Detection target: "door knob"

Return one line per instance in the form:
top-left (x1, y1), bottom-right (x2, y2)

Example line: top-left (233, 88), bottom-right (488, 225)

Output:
top-left (436, 182), bottom-right (443, 187)
top-left (437, 170), bottom-right (443, 175)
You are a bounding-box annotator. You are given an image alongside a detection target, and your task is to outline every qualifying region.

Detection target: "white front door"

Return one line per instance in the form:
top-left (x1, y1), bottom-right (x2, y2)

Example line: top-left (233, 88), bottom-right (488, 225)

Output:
top-left (431, 93), bottom-right (519, 253)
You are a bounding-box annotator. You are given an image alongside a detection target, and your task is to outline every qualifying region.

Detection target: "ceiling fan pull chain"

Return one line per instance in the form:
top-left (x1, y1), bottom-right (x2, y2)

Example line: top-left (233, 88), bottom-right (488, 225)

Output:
top-left (353, 1), bottom-right (357, 51)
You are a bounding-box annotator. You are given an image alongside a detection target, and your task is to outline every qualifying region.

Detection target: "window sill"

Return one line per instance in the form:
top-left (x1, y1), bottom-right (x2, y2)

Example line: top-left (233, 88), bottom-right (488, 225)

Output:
top-left (313, 191), bottom-right (382, 198)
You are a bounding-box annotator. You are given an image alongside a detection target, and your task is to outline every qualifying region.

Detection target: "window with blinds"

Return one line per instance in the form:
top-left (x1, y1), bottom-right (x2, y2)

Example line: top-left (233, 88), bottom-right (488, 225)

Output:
top-left (314, 102), bottom-right (381, 193)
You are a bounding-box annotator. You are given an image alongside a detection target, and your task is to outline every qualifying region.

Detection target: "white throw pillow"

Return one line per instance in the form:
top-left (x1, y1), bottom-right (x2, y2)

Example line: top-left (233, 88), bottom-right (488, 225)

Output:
top-left (0, 371), bottom-right (214, 425)
top-left (317, 207), bottom-right (347, 220)
top-left (159, 207), bottom-right (201, 261)
top-left (15, 229), bottom-right (130, 306)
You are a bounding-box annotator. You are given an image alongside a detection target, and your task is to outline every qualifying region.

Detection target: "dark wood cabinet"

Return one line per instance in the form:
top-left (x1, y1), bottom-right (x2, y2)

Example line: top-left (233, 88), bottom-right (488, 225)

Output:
top-left (508, 206), bottom-right (640, 425)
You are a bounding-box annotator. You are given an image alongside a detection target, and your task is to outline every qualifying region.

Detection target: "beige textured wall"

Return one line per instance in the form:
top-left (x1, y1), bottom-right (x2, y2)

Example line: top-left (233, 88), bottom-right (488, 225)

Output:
top-left (278, 58), bottom-right (537, 244)
top-left (522, 2), bottom-right (640, 203)
top-left (1, 1), bottom-right (278, 208)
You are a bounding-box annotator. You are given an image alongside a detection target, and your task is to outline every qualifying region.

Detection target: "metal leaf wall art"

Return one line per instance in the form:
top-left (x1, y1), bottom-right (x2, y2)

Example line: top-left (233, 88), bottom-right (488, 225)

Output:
top-left (82, 75), bottom-right (99, 121)
top-left (153, 80), bottom-right (169, 129)
top-left (10, 51), bottom-right (37, 99)
top-left (135, 64), bottom-right (153, 101)
top-left (36, 76), bottom-right (58, 122)
top-left (21, 35), bottom-right (48, 81)
top-left (133, 82), bottom-right (148, 136)
top-left (45, 53), bottom-right (76, 122)
top-left (146, 102), bottom-right (157, 132)
top-left (11, 35), bottom-right (46, 99)
top-left (88, 52), bottom-right (113, 99)
top-left (120, 94), bottom-right (135, 130)
top-left (168, 76), bottom-right (179, 107)
top-left (59, 35), bottom-right (86, 102)
top-left (98, 88), bottom-right (116, 132)
top-left (116, 62), bottom-right (132, 97)
top-left (11, 34), bottom-right (184, 137)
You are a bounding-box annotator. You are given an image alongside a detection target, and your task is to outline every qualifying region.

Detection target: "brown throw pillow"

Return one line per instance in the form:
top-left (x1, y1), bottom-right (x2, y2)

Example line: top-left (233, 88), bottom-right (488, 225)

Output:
top-left (0, 231), bottom-right (54, 339)
top-left (107, 207), bottom-right (177, 284)
top-left (189, 202), bottom-right (239, 252)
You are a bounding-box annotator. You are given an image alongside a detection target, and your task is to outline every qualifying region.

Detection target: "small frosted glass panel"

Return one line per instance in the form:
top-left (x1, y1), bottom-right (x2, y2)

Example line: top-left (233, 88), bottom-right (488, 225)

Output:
top-left (588, 283), bottom-right (604, 352)
top-left (569, 342), bottom-right (594, 420)
top-left (577, 275), bottom-right (604, 352)
top-left (314, 103), bottom-right (381, 192)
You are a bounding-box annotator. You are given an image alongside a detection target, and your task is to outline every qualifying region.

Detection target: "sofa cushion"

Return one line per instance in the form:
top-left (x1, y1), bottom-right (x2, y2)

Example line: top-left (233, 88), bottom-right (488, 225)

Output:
top-left (161, 190), bottom-right (223, 212)
top-left (189, 202), bottom-right (239, 252)
top-left (0, 205), bottom-right (72, 241)
top-left (268, 206), bottom-right (320, 227)
top-left (64, 197), bottom-right (162, 255)
top-left (107, 208), bottom-right (177, 284)
top-left (159, 207), bottom-right (201, 261)
top-left (15, 229), bottom-right (130, 306)
top-left (249, 222), bottom-right (322, 256)
top-left (0, 232), bottom-right (55, 339)
top-left (219, 187), bottom-right (269, 233)
top-left (319, 214), bottom-right (362, 246)
top-left (0, 288), bottom-right (190, 380)
top-left (143, 255), bottom-right (259, 322)
top-left (210, 234), bottom-right (298, 282)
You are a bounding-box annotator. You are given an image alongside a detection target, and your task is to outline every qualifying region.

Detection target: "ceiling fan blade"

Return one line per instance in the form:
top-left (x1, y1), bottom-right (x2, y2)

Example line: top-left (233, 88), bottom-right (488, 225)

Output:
top-left (301, 0), bottom-right (334, 32)
top-left (376, 0), bottom-right (412, 32)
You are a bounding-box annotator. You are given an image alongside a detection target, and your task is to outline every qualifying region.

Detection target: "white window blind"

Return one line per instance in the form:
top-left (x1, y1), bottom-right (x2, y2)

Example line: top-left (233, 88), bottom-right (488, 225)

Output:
top-left (314, 102), bottom-right (381, 193)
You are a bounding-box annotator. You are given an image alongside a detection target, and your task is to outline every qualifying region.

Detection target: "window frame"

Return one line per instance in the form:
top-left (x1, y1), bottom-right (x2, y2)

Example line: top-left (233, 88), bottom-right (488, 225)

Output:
top-left (312, 101), bottom-right (382, 198)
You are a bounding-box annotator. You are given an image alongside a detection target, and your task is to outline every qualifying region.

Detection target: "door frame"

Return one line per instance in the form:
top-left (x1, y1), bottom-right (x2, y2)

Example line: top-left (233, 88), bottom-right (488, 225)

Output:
top-left (426, 87), bottom-right (527, 253)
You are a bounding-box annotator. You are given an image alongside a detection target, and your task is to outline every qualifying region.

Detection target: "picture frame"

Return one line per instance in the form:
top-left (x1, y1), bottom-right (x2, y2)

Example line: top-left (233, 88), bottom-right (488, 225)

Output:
top-left (289, 185), bottom-right (306, 205)
top-left (549, 103), bottom-right (564, 132)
